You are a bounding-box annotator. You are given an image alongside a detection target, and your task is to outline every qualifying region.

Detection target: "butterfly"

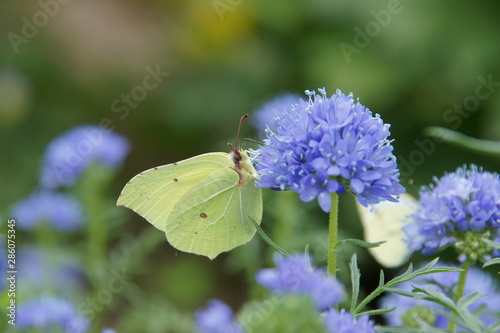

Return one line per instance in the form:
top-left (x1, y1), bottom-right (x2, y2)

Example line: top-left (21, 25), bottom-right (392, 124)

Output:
top-left (117, 115), bottom-right (263, 259)
top-left (356, 192), bottom-right (416, 268)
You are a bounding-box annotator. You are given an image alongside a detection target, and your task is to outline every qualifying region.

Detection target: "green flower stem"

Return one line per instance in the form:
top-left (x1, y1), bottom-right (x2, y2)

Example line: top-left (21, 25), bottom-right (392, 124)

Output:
top-left (328, 193), bottom-right (339, 276)
top-left (77, 164), bottom-right (113, 287)
top-left (448, 261), bottom-right (470, 331)
top-left (37, 221), bottom-right (56, 249)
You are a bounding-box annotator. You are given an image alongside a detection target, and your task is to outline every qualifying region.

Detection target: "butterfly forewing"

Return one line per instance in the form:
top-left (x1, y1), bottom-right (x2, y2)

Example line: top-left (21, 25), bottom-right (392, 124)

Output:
top-left (117, 153), bottom-right (232, 230)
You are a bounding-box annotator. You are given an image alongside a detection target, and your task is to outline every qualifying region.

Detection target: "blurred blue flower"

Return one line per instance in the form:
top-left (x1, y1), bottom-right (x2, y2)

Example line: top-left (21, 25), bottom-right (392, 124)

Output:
top-left (40, 125), bottom-right (129, 188)
top-left (381, 263), bottom-right (500, 328)
top-left (17, 245), bottom-right (85, 297)
top-left (252, 93), bottom-right (301, 136)
top-left (405, 165), bottom-right (500, 263)
top-left (256, 253), bottom-right (344, 310)
top-left (324, 309), bottom-right (375, 333)
top-left (18, 295), bottom-right (89, 333)
top-left (11, 190), bottom-right (86, 231)
top-left (195, 299), bottom-right (243, 333)
top-left (254, 88), bottom-right (404, 212)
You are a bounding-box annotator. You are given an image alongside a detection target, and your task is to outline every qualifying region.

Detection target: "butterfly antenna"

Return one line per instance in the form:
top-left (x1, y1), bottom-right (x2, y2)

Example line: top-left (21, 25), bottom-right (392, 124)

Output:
top-left (235, 114), bottom-right (249, 149)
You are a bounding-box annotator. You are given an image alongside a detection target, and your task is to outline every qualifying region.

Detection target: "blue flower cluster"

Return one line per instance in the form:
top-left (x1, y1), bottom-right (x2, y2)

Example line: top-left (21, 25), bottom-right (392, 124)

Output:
top-left (195, 300), bottom-right (243, 333)
top-left (324, 309), bottom-right (375, 333)
top-left (252, 93), bottom-right (302, 136)
top-left (405, 165), bottom-right (500, 263)
top-left (11, 125), bottom-right (129, 231)
top-left (196, 254), bottom-right (375, 333)
top-left (18, 296), bottom-right (90, 333)
top-left (381, 263), bottom-right (500, 328)
top-left (255, 88), bottom-right (404, 212)
top-left (11, 190), bottom-right (86, 231)
top-left (256, 253), bottom-right (344, 310)
top-left (40, 125), bottom-right (129, 188)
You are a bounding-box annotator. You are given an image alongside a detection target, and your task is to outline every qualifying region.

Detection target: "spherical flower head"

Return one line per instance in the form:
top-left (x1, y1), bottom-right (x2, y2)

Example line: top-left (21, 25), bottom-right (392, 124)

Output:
top-left (254, 88), bottom-right (405, 212)
top-left (40, 125), bottom-right (130, 188)
top-left (18, 296), bottom-right (89, 333)
top-left (256, 253), bottom-right (344, 310)
top-left (252, 93), bottom-right (302, 136)
top-left (324, 309), bottom-right (375, 333)
top-left (381, 263), bottom-right (500, 328)
top-left (405, 165), bottom-right (500, 263)
top-left (11, 190), bottom-right (86, 231)
top-left (195, 299), bottom-right (243, 333)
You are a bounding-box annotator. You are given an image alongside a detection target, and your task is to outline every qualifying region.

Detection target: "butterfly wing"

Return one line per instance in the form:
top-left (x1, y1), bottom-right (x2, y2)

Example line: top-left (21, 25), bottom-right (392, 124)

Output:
top-left (117, 152), bottom-right (262, 259)
top-left (117, 153), bottom-right (230, 231)
top-left (166, 161), bottom-right (262, 259)
top-left (356, 193), bottom-right (416, 268)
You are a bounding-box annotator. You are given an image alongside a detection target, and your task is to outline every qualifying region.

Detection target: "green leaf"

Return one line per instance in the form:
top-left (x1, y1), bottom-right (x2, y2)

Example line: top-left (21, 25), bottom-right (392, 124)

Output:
top-left (357, 307), bottom-right (395, 317)
top-left (250, 217), bottom-right (290, 257)
top-left (424, 126), bottom-right (500, 157)
top-left (336, 238), bottom-right (386, 250)
top-left (483, 257), bottom-right (500, 269)
top-left (349, 254), bottom-right (361, 313)
top-left (352, 258), bottom-right (461, 315)
top-left (482, 238), bottom-right (500, 250)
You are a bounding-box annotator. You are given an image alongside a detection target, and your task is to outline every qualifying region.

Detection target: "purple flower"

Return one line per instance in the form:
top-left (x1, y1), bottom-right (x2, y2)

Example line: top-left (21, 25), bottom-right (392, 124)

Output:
top-left (255, 88), bottom-right (404, 212)
top-left (11, 190), bottom-right (86, 231)
top-left (324, 309), bottom-right (376, 333)
top-left (40, 125), bottom-right (129, 188)
top-left (381, 263), bottom-right (500, 328)
top-left (405, 165), bottom-right (500, 263)
top-left (18, 296), bottom-right (89, 333)
top-left (195, 299), bottom-right (243, 333)
top-left (256, 253), bottom-right (344, 310)
top-left (252, 93), bottom-right (302, 136)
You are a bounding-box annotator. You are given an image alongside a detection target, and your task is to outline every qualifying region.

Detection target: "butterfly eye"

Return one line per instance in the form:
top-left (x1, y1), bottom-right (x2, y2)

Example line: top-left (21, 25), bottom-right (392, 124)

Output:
top-left (234, 151), bottom-right (242, 162)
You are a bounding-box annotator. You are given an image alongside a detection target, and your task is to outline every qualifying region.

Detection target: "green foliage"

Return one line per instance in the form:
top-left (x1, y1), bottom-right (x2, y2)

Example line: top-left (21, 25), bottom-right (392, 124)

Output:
top-left (350, 257), bottom-right (462, 316)
top-left (237, 294), bottom-right (328, 333)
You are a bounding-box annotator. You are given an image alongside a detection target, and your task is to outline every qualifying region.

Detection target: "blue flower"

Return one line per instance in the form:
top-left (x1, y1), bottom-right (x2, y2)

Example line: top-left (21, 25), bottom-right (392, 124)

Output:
top-left (405, 165), bottom-right (500, 263)
top-left (255, 88), bottom-right (404, 212)
top-left (40, 125), bottom-right (129, 188)
top-left (18, 295), bottom-right (89, 333)
top-left (252, 93), bottom-right (302, 136)
top-left (11, 190), bottom-right (86, 231)
top-left (17, 245), bottom-right (85, 296)
top-left (195, 299), bottom-right (243, 333)
top-left (324, 309), bottom-right (375, 333)
top-left (381, 263), bottom-right (500, 328)
top-left (256, 253), bottom-right (344, 310)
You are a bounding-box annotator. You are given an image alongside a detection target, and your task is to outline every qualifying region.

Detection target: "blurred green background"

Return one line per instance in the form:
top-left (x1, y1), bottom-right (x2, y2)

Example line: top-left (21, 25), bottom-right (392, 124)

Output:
top-left (1, 0), bottom-right (500, 331)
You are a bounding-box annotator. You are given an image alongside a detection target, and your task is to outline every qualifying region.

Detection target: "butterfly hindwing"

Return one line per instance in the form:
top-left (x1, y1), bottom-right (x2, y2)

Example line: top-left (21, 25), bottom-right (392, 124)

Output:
top-left (167, 166), bottom-right (262, 259)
